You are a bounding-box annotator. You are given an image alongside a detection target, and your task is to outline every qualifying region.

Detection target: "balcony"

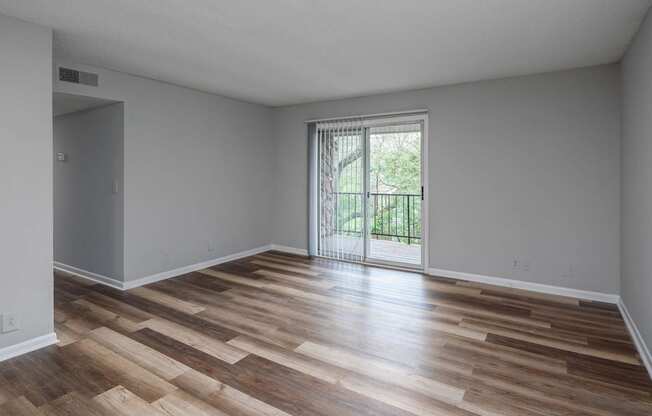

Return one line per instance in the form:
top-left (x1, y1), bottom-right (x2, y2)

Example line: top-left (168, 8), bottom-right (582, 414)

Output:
top-left (326, 192), bottom-right (422, 265)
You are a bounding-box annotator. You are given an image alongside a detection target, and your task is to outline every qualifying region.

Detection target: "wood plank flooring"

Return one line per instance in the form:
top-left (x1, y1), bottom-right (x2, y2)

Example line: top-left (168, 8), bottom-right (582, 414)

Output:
top-left (2, 250), bottom-right (651, 415)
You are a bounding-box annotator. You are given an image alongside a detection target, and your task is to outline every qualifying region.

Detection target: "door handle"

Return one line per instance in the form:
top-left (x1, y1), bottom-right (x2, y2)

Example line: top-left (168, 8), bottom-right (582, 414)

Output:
top-left (421, 186), bottom-right (424, 201)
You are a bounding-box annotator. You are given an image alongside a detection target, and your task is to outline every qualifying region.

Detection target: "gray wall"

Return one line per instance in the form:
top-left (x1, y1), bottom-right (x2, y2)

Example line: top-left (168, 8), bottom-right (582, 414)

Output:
top-left (52, 61), bottom-right (621, 295)
top-left (54, 104), bottom-right (125, 280)
top-left (54, 62), bottom-right (275, 282)
top-left (622, 10), bottom-right (652, 349)
top-left (273, 65), bottom-right (621, 294)
top-left (0, 15), bottom-right (53, 348)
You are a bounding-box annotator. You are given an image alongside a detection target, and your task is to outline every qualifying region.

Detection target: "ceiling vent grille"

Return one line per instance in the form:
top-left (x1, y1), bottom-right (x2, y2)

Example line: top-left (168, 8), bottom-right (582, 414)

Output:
top-left (58, 67), bottom-right (99, 87)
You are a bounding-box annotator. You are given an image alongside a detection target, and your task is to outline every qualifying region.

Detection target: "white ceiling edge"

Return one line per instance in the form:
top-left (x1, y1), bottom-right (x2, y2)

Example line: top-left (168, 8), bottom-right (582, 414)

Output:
top-left (267, 61), bottom-right (623, 109)
top-left (53, 92), bottom-right (119, 117)
top-left (54, 56), bottom-right (622, 111)
top-left (3, 0), bottom-right (649, 106)
top-left (52, 47), bottom-right (630, 109)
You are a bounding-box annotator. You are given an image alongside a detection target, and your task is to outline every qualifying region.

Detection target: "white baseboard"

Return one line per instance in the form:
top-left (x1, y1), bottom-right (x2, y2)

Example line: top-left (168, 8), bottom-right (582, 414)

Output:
top-left (618, 299), bottom-right (652, 377)
top-left (122, 244), bottom-right (273, 290)
top-left (55, 245), bottom-right (274, 291)
top-left (427, 267), bottom-right (620, 304)
top-left (269, 244), bottom-right (309, 256)
top-left (55, 244), bottom-right (309, 292)
top-left (54, 262), bottom-right (124, 290)
top-left (426, 267), bottom-right (652, 376)
top-left (0, 333), bottom-right (58, 362)
top-left (55, 252), bottom-right (651, 379)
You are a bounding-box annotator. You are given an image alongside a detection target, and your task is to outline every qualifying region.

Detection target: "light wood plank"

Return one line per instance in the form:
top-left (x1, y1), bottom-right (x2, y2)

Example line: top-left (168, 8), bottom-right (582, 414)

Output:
top-left (152, 390), bottom-right (228, 416)
top-left (88, 326), bottom-right (190, 380)
top-left (94, 386), bottom-right (166, 416)
top-left (228, 335), bottom-right (345, 384)
top-left (250, 260), bottom-right (321, 276)
top-left (74, 338), bottom-right (178, 402)
top-left (144, 318), bottom-right (249, 364)
top-left (173, 369), bottom-right (293, 416)
top-left (295, 341), bottom-right (466, 405)
top-left (460, 320), bottom-right (641, 365)
top-left (130, 287), bottom-right (206, 315)
top-left (253, 269), bottom-right (336, 289)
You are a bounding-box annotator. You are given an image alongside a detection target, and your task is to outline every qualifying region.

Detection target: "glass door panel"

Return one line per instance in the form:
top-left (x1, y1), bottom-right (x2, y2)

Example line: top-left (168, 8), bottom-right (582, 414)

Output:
top-left (366, 122), bottom-right (423, 267)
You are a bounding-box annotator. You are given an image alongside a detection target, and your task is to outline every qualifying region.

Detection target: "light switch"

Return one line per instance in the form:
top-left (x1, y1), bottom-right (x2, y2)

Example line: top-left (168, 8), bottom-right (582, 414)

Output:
top-left (57, 152), bottom-right (67, 162)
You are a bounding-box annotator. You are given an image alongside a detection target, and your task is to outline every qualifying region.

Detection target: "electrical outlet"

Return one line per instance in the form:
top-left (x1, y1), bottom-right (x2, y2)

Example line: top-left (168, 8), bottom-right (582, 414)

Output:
top-left (513, 259), bottom-right (531, 272)
top-left (1, 313), bottom-right (19, 333)
top-left (562, 265), bottom-right (575, 279)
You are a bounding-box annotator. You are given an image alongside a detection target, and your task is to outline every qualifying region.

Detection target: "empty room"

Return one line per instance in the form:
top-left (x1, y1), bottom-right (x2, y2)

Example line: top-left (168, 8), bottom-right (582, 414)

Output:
top-left (1, 1), bottom-right (652, 415)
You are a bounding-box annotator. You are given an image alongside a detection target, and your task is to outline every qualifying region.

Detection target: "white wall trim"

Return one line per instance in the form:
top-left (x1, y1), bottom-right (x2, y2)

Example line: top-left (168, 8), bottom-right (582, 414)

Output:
top-left (427, 267), bottom-right (620, 303)
top-left (0, 333), bottom-right (58, 362)
top-left (618, 298), bottom-right (652, 377)
top-left (56, 244), bottom-right (310, 292)
top-left (122, 244), bottom-right (273, 290)
top-left (54, 262), bottom-right (124, 290)
top-left (270, 244), bottom-right (309, 256)
top-left (55, 245), bottom-right (274, 291)
top-left (421, 114), bottom-right (430, 271)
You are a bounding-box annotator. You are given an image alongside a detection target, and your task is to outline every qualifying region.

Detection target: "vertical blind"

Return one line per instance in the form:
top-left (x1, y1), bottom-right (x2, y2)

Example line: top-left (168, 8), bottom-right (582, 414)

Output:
top-left (317, 119), bottom-right (365, 261)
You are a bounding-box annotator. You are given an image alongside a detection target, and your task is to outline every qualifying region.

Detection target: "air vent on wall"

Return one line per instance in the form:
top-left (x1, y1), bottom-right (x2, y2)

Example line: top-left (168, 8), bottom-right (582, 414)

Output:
top-left (58, 67), bottom-right (99, 87)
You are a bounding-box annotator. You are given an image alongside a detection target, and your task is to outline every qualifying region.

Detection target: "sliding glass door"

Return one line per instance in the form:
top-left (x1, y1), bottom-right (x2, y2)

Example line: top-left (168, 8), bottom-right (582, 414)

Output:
top-left (317, 115), bottom-right (425, 269)
top-left (318, 121), bottom-right (365, 262)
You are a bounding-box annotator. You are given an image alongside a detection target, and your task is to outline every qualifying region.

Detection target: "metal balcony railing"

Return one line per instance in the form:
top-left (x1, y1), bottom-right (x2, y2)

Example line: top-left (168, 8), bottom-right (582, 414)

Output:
top-left (333, 192), bottom-right (422, 245)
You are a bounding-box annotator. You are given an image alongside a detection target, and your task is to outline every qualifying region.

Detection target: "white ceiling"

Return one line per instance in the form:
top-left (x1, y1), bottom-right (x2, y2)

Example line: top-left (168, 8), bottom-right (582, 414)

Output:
top-left (53, 92), bottom-right (117, 117)
top-left (2, 1), bottom-right (651, 106)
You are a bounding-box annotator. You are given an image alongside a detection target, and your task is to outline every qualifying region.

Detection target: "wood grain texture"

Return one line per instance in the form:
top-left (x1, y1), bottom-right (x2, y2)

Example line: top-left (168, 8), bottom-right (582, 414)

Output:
top-left (93, 386), bottom-right (166, 416)
top-left (2, 250), bottom-right (650, 415)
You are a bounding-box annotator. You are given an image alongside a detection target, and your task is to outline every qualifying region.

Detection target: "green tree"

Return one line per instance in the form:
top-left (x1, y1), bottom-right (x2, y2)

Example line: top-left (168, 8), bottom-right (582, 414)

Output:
top-left (332, 129), bottom-right (422, 244)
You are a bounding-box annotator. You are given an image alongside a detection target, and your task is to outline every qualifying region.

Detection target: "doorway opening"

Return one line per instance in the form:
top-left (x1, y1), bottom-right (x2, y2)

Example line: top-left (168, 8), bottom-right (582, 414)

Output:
top-left (316, 113), bottom-right (427, 269)
top-left (53, 92), bottom-right (125, 281)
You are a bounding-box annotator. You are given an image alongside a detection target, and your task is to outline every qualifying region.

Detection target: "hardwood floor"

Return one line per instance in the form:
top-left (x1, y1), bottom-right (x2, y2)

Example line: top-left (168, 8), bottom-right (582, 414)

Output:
top-left (1, 250), bottom-right (651, 415)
